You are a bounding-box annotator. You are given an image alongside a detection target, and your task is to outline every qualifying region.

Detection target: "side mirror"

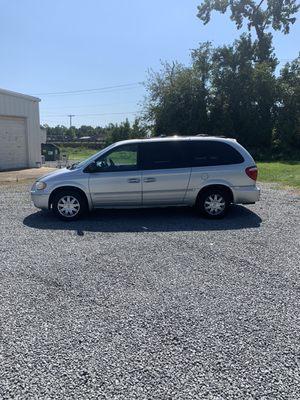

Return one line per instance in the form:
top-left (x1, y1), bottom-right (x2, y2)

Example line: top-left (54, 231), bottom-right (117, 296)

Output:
top-left (84, 161), bottom-right (98, 173)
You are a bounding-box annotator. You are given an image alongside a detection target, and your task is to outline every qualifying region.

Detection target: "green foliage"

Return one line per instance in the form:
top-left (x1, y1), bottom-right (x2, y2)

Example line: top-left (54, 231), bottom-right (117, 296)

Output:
top-left (44, 118), bottom-right (148, 145)
top-left (197, 0), bottom-right (299, 37)
top-left (144, 58), bottom-right (210, 136)
top-left (273, 56), bottom-right (300, 153)
top-left (197, 0), bottom-right (299, 64)
top-left (142, 0), bottom-right (299, 158)
top-left (144, 35), bottom-right (290, 154)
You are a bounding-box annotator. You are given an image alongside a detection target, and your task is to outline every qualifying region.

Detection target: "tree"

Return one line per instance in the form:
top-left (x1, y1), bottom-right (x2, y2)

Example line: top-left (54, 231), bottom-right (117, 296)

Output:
top-left (197, 0), bottom-right (299, 38)
top-left (44, 120), bottom-right (146, 145)
top-left (273, 55), bottom-right (300, 154)
top-left (78, 125), bottom-right (95, 139)
top-left (197, 0), bottom-right (299, 61)
top-left (207, 35), bottom-right (277, 150)
top-left (143, 60), bottom-right (210, 136)
top-left (104, 119), bottom-right (147, 146)
top-left (130, 118), bottom-right (148, 139)
top-left (143, 35), bottom-right (281, 152)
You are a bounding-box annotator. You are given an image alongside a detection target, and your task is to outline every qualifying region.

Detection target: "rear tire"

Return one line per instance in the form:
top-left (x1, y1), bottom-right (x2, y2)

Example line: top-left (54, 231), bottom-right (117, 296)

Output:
top-left (196, 188), bottom-right (230, 219)
top-left (52, 190), bottom-right (87, 221)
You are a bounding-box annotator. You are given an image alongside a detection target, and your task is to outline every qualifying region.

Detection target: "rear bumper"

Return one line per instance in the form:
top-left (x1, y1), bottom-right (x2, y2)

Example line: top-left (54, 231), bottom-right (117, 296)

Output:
top-left (31, 191), bottom-right (50, 210)
top-left (232, 185), bottom-right (260, 204)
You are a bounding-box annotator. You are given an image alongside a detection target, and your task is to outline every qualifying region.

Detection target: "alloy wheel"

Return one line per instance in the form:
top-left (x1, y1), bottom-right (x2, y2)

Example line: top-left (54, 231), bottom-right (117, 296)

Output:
top-left (57, 195), bottom-right (80, 218)
top-left (203, 193), bottom-right (226, 216)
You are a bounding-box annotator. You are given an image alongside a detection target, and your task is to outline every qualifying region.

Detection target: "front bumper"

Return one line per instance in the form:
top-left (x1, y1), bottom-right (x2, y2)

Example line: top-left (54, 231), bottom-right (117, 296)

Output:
top-left (31, 190), bottom-right (50, 210)
top-left (232, 185), bottom-right (260, 204)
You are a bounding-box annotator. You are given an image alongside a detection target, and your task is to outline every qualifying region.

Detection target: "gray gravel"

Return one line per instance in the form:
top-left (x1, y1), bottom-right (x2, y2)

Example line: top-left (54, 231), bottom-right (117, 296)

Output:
top-left (0, 183), bottom-right (299, 399)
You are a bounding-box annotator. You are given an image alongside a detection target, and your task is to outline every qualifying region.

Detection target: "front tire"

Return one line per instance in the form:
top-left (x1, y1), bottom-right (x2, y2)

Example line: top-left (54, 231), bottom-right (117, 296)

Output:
top-left (52, 190), bottom-right (86, 221)
top-left (196, 188), bottom-right (230, 219)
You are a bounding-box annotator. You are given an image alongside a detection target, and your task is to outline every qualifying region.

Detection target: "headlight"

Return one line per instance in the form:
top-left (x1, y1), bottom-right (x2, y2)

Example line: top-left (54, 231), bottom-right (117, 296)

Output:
top-left (35, 181), bottom-right (47, 190)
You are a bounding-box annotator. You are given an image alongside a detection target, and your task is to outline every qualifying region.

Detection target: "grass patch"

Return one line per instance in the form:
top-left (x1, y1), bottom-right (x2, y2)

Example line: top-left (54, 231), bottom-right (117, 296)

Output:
top-left (257, 162), bottom-right (300, 188)
top-left (58, 146), bottom-right (99, 160)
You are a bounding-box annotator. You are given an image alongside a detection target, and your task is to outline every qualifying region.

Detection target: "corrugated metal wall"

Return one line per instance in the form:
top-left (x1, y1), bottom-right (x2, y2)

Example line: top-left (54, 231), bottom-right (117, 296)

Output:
top-left (0, 91), bottom-right (41, 169)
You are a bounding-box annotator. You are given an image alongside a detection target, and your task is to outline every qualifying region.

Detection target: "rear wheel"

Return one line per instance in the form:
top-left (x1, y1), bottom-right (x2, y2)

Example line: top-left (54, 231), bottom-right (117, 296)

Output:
top-left (196, 188), bottom-right (230, 219)
top-left (52, 190), bottom-right (86, 221)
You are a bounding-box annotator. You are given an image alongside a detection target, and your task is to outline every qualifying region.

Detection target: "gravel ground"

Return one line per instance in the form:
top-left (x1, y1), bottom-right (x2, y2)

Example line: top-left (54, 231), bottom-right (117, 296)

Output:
top-left (0, 183), bottom-right (299, 399)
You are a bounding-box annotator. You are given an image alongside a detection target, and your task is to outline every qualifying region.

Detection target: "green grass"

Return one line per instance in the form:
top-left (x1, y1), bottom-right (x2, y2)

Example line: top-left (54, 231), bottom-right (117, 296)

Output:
top-left (59, 146), bottom-right (98, 160)
top-left (59, 146), bottom-right (136, 164)
top-left (58, 146), bottom-right (300, 188)
top-left (257, 162), bottom-right (300, 188)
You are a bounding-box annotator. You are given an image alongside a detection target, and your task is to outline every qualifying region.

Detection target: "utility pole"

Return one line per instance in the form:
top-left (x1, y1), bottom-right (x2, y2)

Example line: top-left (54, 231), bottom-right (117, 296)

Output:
top-left (68, 114), bottom-right (75, 128)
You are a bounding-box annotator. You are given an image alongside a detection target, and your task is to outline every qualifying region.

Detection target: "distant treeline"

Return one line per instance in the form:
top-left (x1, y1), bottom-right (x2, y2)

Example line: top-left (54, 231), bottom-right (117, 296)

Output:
top-left (44, 118), bottom-right (148, 147)
top-left (51, 142), bottom-right (104, 149)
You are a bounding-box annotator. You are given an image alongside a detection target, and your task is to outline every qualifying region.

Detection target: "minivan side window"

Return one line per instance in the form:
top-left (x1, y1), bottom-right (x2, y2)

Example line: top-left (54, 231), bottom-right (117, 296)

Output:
top-left (190, 141), bottom-right (244, 166)
top-left (140, 141), bottom-right (189, 170)
top-left (93, 144), bottom-right (138, 172)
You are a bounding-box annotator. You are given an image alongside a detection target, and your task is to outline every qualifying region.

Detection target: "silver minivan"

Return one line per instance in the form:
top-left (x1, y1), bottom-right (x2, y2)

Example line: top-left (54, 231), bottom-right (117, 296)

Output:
top-left (31, 137), bottom-right (260, 220)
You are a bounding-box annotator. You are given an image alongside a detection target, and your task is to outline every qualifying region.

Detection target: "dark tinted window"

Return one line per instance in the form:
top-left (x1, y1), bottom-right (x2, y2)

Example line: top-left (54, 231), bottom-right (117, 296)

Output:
top-left (190, 140), bottom-right (244, 166)
top-left (141, 141), bottom-right (189, 170)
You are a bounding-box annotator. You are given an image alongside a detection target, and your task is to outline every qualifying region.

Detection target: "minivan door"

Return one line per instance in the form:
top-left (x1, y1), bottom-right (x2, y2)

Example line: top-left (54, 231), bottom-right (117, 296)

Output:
top-left (87, 143), bottom-right (142, 207)
top-left (140, 141), bottom-right (191, 206)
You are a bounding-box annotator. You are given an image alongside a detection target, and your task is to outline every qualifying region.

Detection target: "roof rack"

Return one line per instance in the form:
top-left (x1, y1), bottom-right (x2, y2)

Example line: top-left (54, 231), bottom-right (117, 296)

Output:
top-left (196, 133), bottom-right (228, 138)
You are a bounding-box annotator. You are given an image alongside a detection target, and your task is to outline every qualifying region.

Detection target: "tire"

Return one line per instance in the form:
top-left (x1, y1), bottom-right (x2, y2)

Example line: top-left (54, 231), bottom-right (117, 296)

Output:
top-left (52, 190), bottom-right (87, 221)
top-left (196, 188), bottom-right (230, 219)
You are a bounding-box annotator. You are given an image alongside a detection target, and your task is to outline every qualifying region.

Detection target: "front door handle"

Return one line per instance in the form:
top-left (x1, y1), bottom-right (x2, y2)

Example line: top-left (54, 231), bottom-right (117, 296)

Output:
top-left (128, 178), bottom-right (140, 183)
top-left (144, 177), bottom-right (156, 183)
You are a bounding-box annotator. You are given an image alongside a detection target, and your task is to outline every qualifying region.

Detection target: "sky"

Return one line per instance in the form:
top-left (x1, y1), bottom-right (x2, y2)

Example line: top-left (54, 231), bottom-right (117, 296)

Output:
top-left (0, 0), bottom-right (299, 127)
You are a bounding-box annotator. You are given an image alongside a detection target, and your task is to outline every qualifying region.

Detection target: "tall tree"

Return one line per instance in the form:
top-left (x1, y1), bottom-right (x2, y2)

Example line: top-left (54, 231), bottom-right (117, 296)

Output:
top-left (130, 118), bottom-right (148, 139)
top-left (143, 35), bottom-right (279, 152)
top-left (274, 55), bottom-right (300, 153)
top-left (144, 59), bottom-right (210, 136)
top-left (197, 0), bottom-right (299, 61)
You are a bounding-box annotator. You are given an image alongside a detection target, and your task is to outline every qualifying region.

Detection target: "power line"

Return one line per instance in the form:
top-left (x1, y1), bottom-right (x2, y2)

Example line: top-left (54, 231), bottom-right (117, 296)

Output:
top-left (40, 100), bottom-right (138, 110)
top-left (33, 82), bottom-right (143, 96)
top-left (35, 85), bottom-right (143, 98)
top-left (41, 111), bottom-right (139, 118)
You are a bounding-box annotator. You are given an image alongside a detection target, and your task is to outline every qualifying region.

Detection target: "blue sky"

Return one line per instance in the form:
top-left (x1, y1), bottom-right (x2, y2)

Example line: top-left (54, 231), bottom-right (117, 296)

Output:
top-left (0, 0), bottom-right (299, 127)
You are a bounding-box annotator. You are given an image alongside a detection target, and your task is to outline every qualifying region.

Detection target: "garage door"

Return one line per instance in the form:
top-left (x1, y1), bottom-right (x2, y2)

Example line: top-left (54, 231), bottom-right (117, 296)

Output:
top-left (0, 116), bottom-right (28, 170)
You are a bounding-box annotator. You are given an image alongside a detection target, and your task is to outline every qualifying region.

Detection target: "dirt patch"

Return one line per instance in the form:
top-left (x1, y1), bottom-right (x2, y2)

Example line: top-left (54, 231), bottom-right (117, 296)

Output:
top-left (0, 167), bottom-right (56, 183)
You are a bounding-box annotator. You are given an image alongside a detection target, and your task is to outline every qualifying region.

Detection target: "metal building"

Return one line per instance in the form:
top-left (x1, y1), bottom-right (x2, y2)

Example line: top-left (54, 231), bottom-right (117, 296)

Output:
top-left (0, 88), bottom-right (42, 170)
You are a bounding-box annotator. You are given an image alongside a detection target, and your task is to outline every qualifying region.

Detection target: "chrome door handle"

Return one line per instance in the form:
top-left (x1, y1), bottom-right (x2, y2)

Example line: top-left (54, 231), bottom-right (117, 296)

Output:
top-left (144, 177), bottom-right (156, 183)
top-left (128, 178), bottom-right (140, 183)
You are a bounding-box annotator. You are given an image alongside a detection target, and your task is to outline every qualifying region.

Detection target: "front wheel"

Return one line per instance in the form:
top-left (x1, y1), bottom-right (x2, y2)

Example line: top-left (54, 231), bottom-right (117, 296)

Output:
top-left (196, 189), bottom-right (230, 219)
top-left (52, 190), bottom-right (86, 221)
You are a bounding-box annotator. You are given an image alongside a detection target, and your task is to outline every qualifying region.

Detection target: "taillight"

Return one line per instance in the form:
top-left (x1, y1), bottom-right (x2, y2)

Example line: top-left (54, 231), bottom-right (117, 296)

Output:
top-left (245, 166), bottom-right (258, 181)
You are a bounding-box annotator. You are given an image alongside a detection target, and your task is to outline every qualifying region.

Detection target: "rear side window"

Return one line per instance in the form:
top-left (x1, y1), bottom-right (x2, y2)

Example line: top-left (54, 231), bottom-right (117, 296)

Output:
top-left (190, 141), bottom-right (244, 166)
top-left (140, 141), bottom-right (189, 170)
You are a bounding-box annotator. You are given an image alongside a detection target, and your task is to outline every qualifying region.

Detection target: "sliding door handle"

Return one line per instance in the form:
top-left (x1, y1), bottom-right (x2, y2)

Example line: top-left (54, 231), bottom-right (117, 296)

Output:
top-left (144, 177), bottom-right (156, 183)
top-left (128, 178), bottom-right (140, 183)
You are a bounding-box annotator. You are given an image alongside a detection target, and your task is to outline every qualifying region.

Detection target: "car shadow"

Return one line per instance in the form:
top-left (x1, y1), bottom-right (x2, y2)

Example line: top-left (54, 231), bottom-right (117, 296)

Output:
top-left (23, 205), bottom-right (262, 233)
